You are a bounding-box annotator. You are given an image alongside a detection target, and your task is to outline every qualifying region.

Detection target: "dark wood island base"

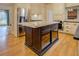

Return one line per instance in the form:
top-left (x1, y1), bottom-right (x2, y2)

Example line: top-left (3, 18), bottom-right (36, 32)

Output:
top-left (24, 23), bottom-right (59, 56)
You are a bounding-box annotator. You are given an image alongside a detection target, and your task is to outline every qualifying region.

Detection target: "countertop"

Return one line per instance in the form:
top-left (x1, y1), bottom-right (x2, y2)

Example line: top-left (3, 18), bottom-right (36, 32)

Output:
top-left (63, 20), bottom-right (79, 23)
top-left (18, 21), bottom-right (59, 28)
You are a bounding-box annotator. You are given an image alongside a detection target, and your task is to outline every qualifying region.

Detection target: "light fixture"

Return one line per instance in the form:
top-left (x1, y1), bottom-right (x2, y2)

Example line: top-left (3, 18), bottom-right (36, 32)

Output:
top-left (33, 14), bottom-right (38, 17)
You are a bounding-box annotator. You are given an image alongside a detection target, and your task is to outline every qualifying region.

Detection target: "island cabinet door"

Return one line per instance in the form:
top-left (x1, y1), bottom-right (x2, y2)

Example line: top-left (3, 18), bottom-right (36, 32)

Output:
top-left (25, 27), bottom-right (32, 47)
top-left (40, 25), bottom-right (51, 49)
top-left (32, 28), bottom-right (41, 52)
top-left (51, 24), bottom-right (58, 42)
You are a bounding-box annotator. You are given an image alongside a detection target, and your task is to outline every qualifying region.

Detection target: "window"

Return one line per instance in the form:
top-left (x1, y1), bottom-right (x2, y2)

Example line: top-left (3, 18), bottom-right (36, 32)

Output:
top-left (0, 10), bottom-right (9, 25)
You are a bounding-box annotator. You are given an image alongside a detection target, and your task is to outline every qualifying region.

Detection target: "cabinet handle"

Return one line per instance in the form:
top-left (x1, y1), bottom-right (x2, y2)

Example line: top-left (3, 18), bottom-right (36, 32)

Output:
top-left (66, 26), bottom-right (70, 29)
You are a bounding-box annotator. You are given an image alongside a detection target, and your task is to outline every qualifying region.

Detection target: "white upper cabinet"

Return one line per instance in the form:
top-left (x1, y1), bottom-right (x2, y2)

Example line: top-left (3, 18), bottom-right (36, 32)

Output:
top-left (65, 3), bottom-right (79, 7)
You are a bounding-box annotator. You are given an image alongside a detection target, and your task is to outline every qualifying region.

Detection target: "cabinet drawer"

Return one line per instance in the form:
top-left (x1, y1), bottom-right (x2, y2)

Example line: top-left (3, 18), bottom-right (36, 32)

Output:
top-left (64, 25), bottom-right (71, 29)
top-left (64, 29), bottom-right (72, 34)
top-left (51, 24), bottom-right (58, 31)
top-left (25, 27), bottom-right (32, 33)
top-left (63, 22), bottom-right (79, 35)
top-left (64, 22), bottom-right (71, 25)
top-left (40, 25), bottom-right (50, 34)
top-left (42, 33), bottom-right (50, 49)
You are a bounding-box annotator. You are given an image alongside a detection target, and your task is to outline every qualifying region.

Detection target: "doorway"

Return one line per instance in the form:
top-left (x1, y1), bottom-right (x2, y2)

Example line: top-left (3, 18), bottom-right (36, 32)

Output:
top-left (0, 10), bottom-right (9, 26)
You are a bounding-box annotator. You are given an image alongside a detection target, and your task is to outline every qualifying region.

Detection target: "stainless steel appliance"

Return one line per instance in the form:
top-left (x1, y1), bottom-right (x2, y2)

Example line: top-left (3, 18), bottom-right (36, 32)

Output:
top-left (17, 8), bottom-right (28, 36)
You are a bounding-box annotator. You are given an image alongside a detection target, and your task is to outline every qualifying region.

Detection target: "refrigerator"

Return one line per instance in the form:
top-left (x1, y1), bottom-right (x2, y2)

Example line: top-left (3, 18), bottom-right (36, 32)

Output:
top-left (17, 8), bottom-right (28, 36)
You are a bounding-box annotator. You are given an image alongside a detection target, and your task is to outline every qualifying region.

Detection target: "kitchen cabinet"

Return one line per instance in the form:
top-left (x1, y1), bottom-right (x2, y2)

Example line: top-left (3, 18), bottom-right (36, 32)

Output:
top-left (63, 21), bottom-right (79, 35)
top-left (19, 21), bottom-right (59, 55)
top-left (24, 23), bottom-right (58, 55)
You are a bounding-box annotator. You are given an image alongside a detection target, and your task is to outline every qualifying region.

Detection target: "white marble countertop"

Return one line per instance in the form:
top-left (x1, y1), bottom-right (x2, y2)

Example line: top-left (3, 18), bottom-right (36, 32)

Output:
top-left (64, 20), bottom-right (79, 22)
top-left (64, 20), bottom-right (79, 23)
top-left (18, 21), bottom-right (59, 28)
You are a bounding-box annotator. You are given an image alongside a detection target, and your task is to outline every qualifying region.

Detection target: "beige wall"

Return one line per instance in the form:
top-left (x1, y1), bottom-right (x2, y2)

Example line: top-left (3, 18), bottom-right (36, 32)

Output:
top-left (45, 3), bottom-right (65, 21)
top-left (52, 3), bottom-right (65, 21)
top-left (45, 4), bottom-right (53, 20)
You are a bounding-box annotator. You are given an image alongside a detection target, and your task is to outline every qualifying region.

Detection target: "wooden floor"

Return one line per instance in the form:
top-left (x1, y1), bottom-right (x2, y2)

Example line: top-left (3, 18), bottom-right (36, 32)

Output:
top-left (0, 26), bottom-right (79, 56)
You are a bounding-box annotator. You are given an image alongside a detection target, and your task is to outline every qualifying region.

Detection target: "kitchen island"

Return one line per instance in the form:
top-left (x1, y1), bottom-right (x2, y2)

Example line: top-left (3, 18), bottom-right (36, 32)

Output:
top-left (19, 21), bottom-right (59, 55)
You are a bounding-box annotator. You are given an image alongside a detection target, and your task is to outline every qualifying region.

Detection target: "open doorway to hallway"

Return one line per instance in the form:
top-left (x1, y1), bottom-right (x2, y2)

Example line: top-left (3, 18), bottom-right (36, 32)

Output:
top-left (0, 10), bottom-right (9, 26)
